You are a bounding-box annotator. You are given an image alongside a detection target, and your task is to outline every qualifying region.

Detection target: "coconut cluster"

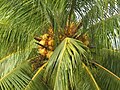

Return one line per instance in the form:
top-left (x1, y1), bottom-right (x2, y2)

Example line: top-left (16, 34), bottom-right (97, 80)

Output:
top-left (35, 22), bottom-right (89, 60)
top-left (35, 33), bottom-right (54, 59)
top-left (64, 22), bottom-right (89, 46)
top-left (65, 22), bottom-right (77, 36)
top-left (78, 33), bottom-right (89, 46)
top-left (67, 22), bottom-right (89, 46)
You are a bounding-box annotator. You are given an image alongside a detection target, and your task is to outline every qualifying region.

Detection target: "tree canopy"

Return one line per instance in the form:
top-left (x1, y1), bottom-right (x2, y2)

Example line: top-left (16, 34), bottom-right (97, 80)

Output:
top-left (0, 0), bottom-right (120, 90)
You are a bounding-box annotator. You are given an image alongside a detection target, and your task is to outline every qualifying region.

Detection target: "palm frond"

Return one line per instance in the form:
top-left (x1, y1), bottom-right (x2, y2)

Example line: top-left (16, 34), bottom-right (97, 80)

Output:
top-left (25, 62), bottom-right (49, 90)
top-left (74, 0), bottom-right (120, 49)
top-left (0, 61), bottom-right (32, 90)
top-left (0, 0), bottom-right (48, 59)
top-left (0, 48), bottom-right (33, 78)
top-left (74, 62), bottom-right (100, 90)
top-left (91, 48), bottom-right (120, 90)
top-left (0, 0), bottom-right (120, 90)
top-left (93, 61), bottom-right (120, 90)
top-left (100, 49), bottom-right (120, 77)
top-left (44, 37), bottom-right (98, 90)
top-left (81, 63), bottom-right (100, 90)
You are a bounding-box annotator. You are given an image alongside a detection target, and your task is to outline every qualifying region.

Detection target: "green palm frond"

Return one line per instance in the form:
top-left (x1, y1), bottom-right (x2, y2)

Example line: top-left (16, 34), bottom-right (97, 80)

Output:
top-left (0, 61), bottom-right (32, 90)
top-left (0, 46), bottom-right (42, 90)
top-left (0, 0), bottom-right (120, 90)
top-left (44, 38), bottom-right (99, 90)
top-left (63, 0), bottom-right (120, 51)
top-left (91, 48), bottom-right (120, 90)
top-left (0, 0), bottom-right (47, 58)
top-left (100, 49), bottom-right (120, 77)
top-left (0, 49), bottom-right (32, 78)
top-left (25, 62), bottom-right (48, 90)
top-left (93, 61), bottom-right (120, 90)
top-left (75, 62), bottom-right (100, 90)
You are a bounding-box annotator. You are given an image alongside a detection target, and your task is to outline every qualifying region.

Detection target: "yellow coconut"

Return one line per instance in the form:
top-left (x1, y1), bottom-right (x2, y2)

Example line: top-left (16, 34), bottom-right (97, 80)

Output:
top-left (83, 40), bottom-right (89, 46)
top-left (48, 36), bottom-right (53, 40)
top-left (31, 64), bottom-right (35, 71)
top-left (46, 51), bottom-right (53, 58)
top-left (48, 46), bottom-right (54, 51)
top-left (39, 39), bottom-right (46, 46)
top-left (70, 22), bottom-right (75, 28)
top-left (48, 27), bottom-right (53, 35)
top-left (42, 34), bottom-right (49, 39)
top-left (38, 45), bottom-right (43, 49)
top-left (48, 39), bottom-right (54, 46)
top-left (39, 48), bottom-right (47, 56)
top-left (59, 35), bottom-right (62, 39)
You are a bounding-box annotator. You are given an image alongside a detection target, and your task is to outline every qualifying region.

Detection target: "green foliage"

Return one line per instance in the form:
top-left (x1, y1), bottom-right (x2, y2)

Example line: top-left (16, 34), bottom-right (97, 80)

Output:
top-left (44, 38), bottom-right (101, 90)
top-left (0, 0), bottom-right (120, 90)
top-left (0, 61), bottom-right (32, 90)
top-left (95, 49), bottom-right (120, 90)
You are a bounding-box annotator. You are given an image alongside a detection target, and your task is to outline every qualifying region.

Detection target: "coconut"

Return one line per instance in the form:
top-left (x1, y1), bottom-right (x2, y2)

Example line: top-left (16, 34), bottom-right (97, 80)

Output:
top-left (48, 46), bottom-right (54, 51)
top-left (46, 51), bottom-right (53, 58)
top-left (48, 27), bottom-right (53, 35)
top-left (42, 34), bottom-right (49, 39)
top-left (38, 45), bottom-right (43, 49)
top-left (39, 39), bottom-right (46, 46)
top-left (39, 48), bottom-right (47, 56)
top-left (48, 39), bottom-right (54, 46)
top-left (83, 40), bottom-right (89, 46)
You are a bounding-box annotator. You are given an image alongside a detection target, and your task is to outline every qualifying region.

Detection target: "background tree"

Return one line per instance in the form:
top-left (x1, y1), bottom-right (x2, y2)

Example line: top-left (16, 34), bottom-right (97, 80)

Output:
top-left (0, 0), bottom-right (120, 90)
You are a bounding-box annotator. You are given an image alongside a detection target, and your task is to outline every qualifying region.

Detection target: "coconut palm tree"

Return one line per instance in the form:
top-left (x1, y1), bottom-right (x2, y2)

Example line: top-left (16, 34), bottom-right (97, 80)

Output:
top-left (0, 0), bottom-right (120, 90)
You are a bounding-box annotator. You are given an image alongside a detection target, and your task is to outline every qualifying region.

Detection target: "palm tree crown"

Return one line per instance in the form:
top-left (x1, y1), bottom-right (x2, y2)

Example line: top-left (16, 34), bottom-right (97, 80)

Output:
top-left (0, 0), bottom-right (120, 90)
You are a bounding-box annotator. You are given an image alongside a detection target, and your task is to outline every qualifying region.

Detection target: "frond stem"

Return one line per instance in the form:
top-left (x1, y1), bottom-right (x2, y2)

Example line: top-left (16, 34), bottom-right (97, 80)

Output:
top-left (82, 62), bottom-right (100, 90)
top-left (93, 62), bottom-right (120, 80)
top-left (32, 62), bottom-right (48, 80)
